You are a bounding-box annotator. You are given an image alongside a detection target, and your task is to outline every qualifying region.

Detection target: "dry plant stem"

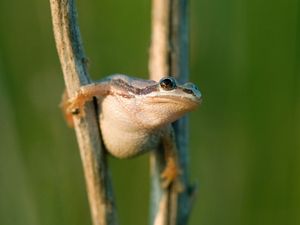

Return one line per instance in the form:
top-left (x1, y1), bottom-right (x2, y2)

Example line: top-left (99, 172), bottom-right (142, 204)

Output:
top-left (149, 0), bottom-right (171, 81)
top-left (49, 1), bottom-right (117, 225)
top-left (149, 0), bottom-right (195, 225)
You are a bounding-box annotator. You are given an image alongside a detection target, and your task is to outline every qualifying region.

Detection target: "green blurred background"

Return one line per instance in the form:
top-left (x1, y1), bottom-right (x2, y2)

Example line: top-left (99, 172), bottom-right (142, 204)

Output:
top-left (0, 0), bottom-right (299, 225)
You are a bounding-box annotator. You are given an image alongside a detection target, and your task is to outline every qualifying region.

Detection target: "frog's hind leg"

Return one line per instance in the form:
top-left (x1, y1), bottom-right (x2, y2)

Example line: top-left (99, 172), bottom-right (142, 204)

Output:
top-left (160, 126), bottom-right (184, 192)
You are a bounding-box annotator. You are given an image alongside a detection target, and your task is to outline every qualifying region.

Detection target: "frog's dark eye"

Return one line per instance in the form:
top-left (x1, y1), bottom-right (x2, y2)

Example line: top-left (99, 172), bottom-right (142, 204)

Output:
top-left (159, 77), bottom-right (176, 91)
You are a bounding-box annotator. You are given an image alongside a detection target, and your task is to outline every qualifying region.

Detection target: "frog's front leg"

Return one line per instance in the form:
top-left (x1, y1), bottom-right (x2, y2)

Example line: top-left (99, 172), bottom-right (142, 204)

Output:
top-left (160, 126), bottom-right (183, 191)
top-left (61, 81), bottom-right (111, 120)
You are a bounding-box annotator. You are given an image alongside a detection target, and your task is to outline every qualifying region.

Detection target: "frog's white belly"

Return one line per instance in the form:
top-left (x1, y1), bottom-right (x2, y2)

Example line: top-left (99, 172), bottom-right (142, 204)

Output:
top-left (98, 96), bottom-right (162, 158)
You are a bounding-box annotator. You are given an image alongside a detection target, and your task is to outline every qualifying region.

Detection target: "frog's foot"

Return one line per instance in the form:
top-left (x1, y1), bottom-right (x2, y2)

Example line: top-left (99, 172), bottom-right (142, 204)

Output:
top-left (161, 158), bottom-right (184, 192)
top-left (67, 98), bottom-right (84, 116)
top-left (60, 91), bottom-right (74, 127)
top-left (67, 88), bottom-right (94, 116)
top-left (60, 90), bottom-right (87, 126)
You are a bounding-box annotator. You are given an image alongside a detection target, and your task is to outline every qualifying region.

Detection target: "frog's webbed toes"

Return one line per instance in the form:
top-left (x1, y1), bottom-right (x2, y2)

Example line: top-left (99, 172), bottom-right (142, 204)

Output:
top-left (66, 101), bottom-right (84, 118)
top-left (67, 90), bottom-right (89, 117)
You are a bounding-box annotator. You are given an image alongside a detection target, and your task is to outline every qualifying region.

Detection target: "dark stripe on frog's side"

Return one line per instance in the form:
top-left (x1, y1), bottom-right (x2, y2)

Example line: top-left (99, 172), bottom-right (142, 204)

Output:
top-left (112, 78), bottom-right (198, 98)
top-left (112, 79), bottom-right (159, 96)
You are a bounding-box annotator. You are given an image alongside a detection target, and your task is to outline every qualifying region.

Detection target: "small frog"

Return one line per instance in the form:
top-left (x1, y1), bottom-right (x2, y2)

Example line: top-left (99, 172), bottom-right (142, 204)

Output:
top-left (63, 74), bottom-right (202, 188)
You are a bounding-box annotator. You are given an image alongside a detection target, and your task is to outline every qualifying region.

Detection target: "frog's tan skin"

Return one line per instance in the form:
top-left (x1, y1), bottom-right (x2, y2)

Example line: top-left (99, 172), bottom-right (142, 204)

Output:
top-left (64, 74), bottom-right (202, 188)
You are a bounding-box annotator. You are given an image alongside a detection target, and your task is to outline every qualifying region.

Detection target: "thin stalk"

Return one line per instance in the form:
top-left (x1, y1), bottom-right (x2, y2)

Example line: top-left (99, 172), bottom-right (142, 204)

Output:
top-left (49, 1), bottom-right (118, 225)
top-left (149, 0), bottom-right (196, 225)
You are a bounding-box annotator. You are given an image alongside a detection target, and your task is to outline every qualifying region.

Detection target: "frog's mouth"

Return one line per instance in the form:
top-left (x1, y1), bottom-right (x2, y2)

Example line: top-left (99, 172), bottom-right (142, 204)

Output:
top-left (145, 95), bottom-right (202, 109)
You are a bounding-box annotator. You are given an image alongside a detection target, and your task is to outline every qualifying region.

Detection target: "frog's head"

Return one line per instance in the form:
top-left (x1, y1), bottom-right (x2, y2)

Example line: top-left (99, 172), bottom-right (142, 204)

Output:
top-left (134, 77), bottom-right (202, 129)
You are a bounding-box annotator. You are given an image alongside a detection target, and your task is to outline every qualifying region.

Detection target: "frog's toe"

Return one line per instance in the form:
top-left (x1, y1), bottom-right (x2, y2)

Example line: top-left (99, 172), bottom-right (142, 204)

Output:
top-left (160, 160), bottom-right (183, 191)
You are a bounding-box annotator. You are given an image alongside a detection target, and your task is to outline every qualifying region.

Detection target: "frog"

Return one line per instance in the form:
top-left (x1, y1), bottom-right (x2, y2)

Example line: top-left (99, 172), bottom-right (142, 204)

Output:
top-left (63, 75), bottom-right (202, 188)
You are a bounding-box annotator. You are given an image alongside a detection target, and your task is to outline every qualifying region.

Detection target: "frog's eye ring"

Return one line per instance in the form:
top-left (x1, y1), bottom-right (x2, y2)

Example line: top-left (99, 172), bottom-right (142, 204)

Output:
top-left (159, 77), bottom-right (176, 91)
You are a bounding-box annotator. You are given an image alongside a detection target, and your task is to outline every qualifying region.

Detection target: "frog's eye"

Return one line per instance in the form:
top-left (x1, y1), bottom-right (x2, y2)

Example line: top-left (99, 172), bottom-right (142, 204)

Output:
top-left (159, 77), bottom-right (176, 91)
